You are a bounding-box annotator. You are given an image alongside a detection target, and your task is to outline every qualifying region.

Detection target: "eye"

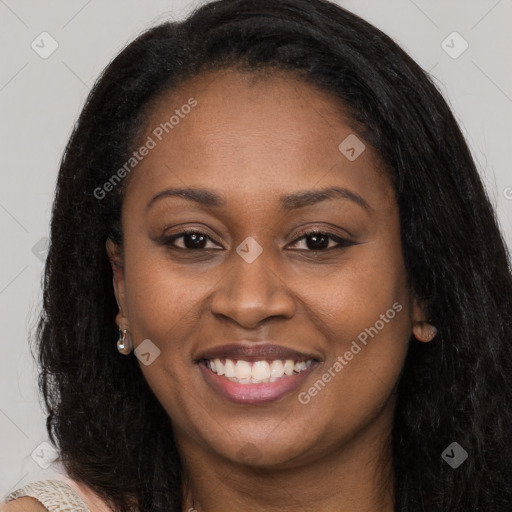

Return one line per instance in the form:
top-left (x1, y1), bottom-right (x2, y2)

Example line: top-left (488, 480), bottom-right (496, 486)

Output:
top-left (162, 228), bottom-right (355, 252)
top-left (287, 230), bottom-right (355, 251)
top-left (163, 229), bottom-right (222, 250)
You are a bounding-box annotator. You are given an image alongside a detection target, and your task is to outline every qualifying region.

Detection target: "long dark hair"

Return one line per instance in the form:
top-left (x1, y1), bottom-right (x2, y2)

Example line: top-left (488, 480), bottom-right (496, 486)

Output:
top-left (36, 0), bottom-right (512, 510)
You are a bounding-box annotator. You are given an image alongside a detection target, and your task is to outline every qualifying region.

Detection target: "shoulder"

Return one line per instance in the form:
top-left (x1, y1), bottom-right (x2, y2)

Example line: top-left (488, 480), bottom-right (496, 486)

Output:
top-left (2, 478), bottom-right (113, 512)
top-left (0, 497), bottom-right (48, 511)
top-left (1, 480), bottom-right (91, 512)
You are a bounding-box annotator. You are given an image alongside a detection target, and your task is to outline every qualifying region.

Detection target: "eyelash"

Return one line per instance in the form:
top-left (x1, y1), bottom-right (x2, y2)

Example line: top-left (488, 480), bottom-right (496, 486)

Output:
top-left (163, 228), bottom-right (355, 252)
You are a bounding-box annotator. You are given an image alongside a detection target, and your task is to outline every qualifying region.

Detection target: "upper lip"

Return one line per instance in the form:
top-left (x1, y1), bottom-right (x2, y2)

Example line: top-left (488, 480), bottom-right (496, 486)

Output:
top-left (195, 343), bottom-right (320, 363)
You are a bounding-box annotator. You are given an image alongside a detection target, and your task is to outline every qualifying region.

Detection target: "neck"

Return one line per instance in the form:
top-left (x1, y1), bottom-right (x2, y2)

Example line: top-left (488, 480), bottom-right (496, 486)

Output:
top-left (178, 412), bottom-right (395, 512)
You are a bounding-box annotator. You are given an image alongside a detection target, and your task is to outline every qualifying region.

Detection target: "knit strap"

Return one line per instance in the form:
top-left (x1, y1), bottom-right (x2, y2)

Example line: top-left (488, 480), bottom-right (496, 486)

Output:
top-left (3, 480), bottom-right (91, 511)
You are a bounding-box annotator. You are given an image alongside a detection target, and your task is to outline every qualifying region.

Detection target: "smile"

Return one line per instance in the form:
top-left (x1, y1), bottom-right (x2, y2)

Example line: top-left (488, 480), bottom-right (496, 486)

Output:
top-left (205, 358), bottom-right (314, 383)
top-left (198, 358), bottom-right (319, 404)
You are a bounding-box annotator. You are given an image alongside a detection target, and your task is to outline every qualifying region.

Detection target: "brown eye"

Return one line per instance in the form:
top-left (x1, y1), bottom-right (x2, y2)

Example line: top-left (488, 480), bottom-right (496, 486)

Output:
top-left (162, 229), bottom-right (355, 252)
top-left (164, 230), bottom-right (222, 250)
top-left (288, 230), bottom-right (355, 251)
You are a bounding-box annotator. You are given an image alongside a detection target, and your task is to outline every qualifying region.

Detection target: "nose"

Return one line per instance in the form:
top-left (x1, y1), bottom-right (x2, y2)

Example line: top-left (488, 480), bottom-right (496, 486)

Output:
top-left (210, 250), bottom-right (296, 329)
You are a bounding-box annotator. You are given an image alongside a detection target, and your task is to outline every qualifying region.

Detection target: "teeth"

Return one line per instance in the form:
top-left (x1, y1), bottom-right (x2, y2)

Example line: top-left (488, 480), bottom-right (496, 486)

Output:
top-left (283, 360), bottom-right (294, 375)
top-left (224, 359), bottom-right (236, 378)
top-left (270, 360), bottom-right (284, 378)
top-left (294, 361), bottom-right (307, 372)
top-left (206, 357), bottom-right (314, 384)
top-left (252, 361), bottom-right (270, 380)
top-left (235, 360), bottom-right (252, 379)
top-left (214, 358), bottom-right (224, 375)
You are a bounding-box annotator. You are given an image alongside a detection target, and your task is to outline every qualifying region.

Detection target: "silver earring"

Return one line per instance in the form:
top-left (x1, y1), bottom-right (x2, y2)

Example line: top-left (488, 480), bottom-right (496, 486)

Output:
top-left (117, 329), bottom-right (133, 354)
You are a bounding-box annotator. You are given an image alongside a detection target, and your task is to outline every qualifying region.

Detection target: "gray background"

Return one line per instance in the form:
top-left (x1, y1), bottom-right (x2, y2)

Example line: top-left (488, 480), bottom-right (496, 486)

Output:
top-left (1, 0), bottom-right (511, 496)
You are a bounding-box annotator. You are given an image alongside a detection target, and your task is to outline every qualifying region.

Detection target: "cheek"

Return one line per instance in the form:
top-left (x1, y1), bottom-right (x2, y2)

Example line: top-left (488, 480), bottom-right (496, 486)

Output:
top-left (121, 252), bottom-right (205, 419)
top-left (298, 237), bottom-right (411, 423)
top-left (310, 233), bottom-right (410, 345)
top-left (122, 238), bottom-right (211, 334)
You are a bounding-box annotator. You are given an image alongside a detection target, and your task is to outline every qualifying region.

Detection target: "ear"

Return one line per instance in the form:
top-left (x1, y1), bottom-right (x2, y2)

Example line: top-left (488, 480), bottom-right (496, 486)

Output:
top-left (411, 297), bottom-right (437, 343)
top-left (412, 296), bottom-right (428, 324)
top-left (106, 238), bottom-right (129, 329)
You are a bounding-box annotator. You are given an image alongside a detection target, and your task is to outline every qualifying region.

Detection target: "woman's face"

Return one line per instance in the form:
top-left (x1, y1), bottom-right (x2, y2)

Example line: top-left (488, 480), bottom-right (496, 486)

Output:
top-left (109, 69), bottom-right (420, 469)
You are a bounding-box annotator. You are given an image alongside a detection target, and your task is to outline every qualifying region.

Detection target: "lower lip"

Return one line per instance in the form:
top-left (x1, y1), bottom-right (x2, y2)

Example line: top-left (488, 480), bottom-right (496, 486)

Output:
top-left (198, 361), bottom-right (317, 404)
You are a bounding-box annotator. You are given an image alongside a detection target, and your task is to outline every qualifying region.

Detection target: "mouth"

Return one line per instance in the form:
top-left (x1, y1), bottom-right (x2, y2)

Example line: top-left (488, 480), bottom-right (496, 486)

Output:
top-left (202, 357), bottom-right (315, 383)
top-left (195, 344), bottom-right (321, 404)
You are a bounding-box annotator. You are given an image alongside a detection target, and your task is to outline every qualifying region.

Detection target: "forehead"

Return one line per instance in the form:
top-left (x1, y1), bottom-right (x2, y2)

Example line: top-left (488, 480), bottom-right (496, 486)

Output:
top-left (124, 68), bottom-right (394, 213)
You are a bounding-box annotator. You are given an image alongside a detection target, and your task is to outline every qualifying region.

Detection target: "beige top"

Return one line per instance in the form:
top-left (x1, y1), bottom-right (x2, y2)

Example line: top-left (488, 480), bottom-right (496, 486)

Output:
top-left (2, 478), bottom-right (111, 512)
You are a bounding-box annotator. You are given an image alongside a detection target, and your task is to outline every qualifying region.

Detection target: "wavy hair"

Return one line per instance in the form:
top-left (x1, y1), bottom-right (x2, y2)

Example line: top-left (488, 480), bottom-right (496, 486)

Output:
top-left (36, 0), bottom-right (512, 510)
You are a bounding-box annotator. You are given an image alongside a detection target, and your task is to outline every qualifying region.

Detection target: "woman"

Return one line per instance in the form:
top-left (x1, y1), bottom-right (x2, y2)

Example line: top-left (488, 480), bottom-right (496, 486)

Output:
top-left (3, 0), bottom-right (511, 510)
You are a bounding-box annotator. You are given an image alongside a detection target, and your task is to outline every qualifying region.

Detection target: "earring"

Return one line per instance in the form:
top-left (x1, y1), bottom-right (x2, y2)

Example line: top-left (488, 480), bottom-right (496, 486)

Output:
top-left (412, 322), bottom-right (437, 343)
top-left (117, 329), bottom-right (133, 354)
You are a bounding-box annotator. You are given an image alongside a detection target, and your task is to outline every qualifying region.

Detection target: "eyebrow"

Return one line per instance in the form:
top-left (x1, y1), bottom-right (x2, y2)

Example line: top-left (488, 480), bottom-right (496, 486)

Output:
top-left (146, 186), bottom-right (372, 212)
